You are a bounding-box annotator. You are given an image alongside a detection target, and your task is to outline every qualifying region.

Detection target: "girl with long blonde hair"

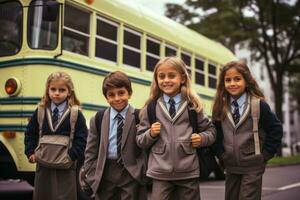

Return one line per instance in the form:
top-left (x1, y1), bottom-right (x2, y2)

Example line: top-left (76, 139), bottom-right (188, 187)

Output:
top-left (137, 56), bottom-right (216, 200)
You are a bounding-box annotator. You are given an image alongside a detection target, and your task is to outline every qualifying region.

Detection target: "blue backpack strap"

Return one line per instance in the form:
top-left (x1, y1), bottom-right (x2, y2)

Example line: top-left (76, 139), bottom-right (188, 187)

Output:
top-left (147, 100), bottom-right (157, 125)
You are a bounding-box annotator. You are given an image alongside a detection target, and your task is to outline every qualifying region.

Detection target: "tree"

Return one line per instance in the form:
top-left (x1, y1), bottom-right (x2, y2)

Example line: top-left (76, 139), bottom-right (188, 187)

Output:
top-left (165, 0), bottom-right (300, 122)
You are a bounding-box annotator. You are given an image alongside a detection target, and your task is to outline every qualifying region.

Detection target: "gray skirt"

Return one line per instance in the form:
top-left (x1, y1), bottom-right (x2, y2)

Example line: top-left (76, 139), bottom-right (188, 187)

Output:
top-left (33, 164), bottom-right (77, 200)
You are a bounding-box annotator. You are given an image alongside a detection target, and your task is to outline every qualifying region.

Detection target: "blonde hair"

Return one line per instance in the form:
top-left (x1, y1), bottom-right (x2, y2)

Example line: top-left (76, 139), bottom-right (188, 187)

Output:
top-left (212, 60), bottom-right (265, 121)
top-left (145, 56), bottom-right (203, 112)
top-left (40, 71), bottom-right (80, 107)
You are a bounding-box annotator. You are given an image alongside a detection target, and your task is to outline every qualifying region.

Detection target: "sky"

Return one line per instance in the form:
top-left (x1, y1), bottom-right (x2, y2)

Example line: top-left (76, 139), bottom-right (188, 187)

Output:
top-left (128, 0), bottom-right (185, 16)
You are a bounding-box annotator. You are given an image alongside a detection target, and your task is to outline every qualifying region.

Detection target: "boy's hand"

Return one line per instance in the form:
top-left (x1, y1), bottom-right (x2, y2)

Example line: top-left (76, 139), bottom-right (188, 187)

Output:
top-left (191, 133), bottom-right (202, 147)
top-left (28, 154), bottom-right (36, 163)
top-left (150, 122), bottom-right (161, 138)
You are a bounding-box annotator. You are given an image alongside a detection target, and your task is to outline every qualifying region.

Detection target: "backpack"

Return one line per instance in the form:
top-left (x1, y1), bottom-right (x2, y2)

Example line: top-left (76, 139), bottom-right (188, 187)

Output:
top-left (34, 105), bottom-right (78, 169)
top-left (146, 100), bottom-right (218, 179)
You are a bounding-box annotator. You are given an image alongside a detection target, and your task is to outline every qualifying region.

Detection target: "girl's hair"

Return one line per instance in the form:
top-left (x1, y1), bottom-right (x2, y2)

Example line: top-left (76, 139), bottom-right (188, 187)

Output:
top-left (40, 71), bottom-right (80, 107)
top-left (212, 60), bottom-right (265, 121)
top-left (145, 56), bottom-right (203, 112)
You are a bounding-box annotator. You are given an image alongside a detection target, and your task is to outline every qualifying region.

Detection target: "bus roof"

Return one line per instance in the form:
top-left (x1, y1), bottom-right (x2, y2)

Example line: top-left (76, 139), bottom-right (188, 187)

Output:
top-left (87, 0), bottom-right (236, 64)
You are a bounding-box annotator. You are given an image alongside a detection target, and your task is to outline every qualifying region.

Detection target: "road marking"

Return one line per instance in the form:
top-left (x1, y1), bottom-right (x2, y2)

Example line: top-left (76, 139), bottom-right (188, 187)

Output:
top-left (262, 187), bottom-right (278, 191)
top-left (200, 182), bottom-right (300, 191)
top-left (278, 182), bottom-right (300, 191)
top-left (200, 186), bottom-right (225, 189)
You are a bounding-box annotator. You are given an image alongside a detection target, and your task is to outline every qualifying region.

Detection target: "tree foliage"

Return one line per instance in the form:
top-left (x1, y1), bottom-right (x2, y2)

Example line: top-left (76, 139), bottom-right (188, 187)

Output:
top-left (165, 0), bottom-right (300, 121)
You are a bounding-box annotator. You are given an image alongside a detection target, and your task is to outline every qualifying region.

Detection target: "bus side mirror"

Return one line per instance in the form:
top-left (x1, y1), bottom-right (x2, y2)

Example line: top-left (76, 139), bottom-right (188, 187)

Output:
top-left (42, 0), bottom-right (59, 21)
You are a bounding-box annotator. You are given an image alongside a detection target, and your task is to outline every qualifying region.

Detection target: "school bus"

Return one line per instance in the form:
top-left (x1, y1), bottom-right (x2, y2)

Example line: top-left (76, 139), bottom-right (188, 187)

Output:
top-left (0, 0), bottom-right (236, 182)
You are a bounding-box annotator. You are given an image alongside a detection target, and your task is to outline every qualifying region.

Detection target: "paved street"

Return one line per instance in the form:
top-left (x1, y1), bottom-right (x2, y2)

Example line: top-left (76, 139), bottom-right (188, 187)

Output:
top-left (1, 164), bottom-right (299, 199)
top-left (200, 164), bottom-right (300, 200)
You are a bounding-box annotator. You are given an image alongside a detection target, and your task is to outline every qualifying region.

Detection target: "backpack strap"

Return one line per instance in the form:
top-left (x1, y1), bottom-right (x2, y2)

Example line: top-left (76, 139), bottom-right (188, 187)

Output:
top-left (37, 105), bottom-right (45, 138)
top-left (95, 109), bottom-right (105, 135)
top-left (69, 105), bottom-right (79, 150)
top-left (251, 97), bottom-right (261, 155)
top-left (134, 109), bottom-right (140, 125)
top-left (188, 108), bottom-right (199, 133)
top-left (147, 100), bottom-right (157, 125)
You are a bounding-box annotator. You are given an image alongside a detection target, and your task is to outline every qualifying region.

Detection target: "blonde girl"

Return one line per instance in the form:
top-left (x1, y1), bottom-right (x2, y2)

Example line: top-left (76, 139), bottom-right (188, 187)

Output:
top-left (212, 61), bottom-right (283, 200)
top-left (137, 56), bottom-right (216, 200)
top-left (24, 71), bottom-right (88, 200)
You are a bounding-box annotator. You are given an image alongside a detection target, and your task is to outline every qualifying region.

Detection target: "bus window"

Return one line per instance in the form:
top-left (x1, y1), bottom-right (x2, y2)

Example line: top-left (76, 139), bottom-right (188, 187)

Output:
top-left (208, 63), bottom-right (217, 88)
top-left (63, 4), bottom-right (89, 56)
top-left (28, 0), bottom-right (59, 50)
top-left (181, 51), bottom-right (191, 76)
top-left (195, 57), bottom-right (205, 86)
top-left (0, 1), bottom-right (22, 56)
top-left (146, 36), bottom-right (160, 71)
top-left (123, 27), bottom-right (141, 69)
top-left (96, 16), bottom-right (118, 62)
top-left (165, 44), bottom-right (176, 57)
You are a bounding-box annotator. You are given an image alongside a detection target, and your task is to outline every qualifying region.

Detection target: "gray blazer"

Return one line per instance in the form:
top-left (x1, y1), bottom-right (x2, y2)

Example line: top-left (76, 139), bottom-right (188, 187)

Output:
top-left (136, 97), bottom-right (216, 181)
top-left (221, 96), bottom-right (266, 173)
top-left (84, 106), bottom-right (145, 195)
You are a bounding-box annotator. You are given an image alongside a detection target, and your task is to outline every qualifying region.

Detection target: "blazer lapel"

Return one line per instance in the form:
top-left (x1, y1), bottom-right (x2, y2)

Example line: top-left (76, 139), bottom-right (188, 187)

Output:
top-left (157, 97), bottom-right (171, 120)
top-left (121, 106), bottom-right (134, 150)
top-left (235, 96), bottom-right (250, 128)
top-left (157, 98), bottom-right (188, 122)
top-left (226, 110), bottom-right (235, 128)
top-left (46, 107), bottom-right (70, 132)
top-left (100, 108), bottom-right (110, 155)
top-left (226, 95), bottom-right (251, 129)
top-left (173, 101), bottom-right (187, 122)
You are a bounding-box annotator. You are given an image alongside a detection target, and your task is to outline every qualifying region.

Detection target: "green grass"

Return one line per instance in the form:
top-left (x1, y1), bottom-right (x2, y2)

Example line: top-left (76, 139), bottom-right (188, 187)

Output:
top-left (267, 155), bottom-right (300, 166)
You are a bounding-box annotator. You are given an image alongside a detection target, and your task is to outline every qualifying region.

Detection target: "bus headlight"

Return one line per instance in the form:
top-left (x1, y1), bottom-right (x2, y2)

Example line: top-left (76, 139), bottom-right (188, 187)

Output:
top-left (5, 77), bottom-right (22, 96)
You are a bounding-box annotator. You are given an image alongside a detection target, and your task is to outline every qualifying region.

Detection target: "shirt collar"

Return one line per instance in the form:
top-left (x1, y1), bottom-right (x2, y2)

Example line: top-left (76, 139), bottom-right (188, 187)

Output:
top-left (110, 104), bottom-right (129, 120)
top-left (163, 93), bottom-right (181, 105)
top-left (230, 92), bottom-right (247, 107)
top-left (51, 101), bottom-right (67, 113)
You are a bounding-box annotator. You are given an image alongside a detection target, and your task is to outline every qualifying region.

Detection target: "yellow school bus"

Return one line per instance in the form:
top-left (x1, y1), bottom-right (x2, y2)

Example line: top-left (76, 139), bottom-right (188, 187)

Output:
top-left (0, 0), bottom-right (236, 182)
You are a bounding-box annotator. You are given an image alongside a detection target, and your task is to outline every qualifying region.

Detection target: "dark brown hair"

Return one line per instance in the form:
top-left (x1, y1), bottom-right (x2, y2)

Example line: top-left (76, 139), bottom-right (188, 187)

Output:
top-left (102, 71), bottom-right (132, 98)
top-left (212, 60), bottom-right (265, 121)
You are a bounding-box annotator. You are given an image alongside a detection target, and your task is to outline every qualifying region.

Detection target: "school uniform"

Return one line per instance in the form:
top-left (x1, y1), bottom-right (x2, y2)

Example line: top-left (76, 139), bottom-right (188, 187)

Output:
top-left (24, 101), bottom-right (88, 200)
top-left (137, 94), bottom-right (216, 200)
top-left (213, 93), bottom-right (283, 200)
top-left (84, 105), bottom-right (146, 200)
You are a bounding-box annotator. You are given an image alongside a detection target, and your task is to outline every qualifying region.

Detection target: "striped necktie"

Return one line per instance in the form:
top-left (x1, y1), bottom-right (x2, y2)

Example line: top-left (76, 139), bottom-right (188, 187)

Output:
top-left (52, 107), bottom-right (59, 128)
top-left (168, 98), bottom-right (176, 118)
top-left (115, 113), bottom-right (124, 165)
top-left (232, 100), bottom-right (240, 124)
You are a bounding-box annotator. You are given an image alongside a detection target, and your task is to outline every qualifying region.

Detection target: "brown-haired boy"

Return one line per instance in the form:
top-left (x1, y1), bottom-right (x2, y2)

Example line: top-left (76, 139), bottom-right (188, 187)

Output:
top-left (82, 71), bottom-right (146, 200)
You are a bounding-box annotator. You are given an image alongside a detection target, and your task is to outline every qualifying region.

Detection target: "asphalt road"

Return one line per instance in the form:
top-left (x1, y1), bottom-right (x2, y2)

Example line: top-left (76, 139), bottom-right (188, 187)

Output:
top-left (1, 164), bottom-right (299, 200)
top-left (200, 164), bottom-right (300, 200)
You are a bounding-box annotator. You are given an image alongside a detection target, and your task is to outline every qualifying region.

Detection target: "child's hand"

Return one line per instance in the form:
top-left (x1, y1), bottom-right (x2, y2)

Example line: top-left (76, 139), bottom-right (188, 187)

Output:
top-left (150, 122), bottom-right (161, 138)
top-left (191, 133), bottom-right (202, 147)
top-left (28, 154), bottom-right (36, 163)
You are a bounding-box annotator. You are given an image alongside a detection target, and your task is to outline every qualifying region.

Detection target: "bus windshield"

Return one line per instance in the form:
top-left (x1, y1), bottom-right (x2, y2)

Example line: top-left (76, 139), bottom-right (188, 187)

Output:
top-left (0, 1), bottom-right (22, 57)
top-left (27, 0), bottom-right (59, 50)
